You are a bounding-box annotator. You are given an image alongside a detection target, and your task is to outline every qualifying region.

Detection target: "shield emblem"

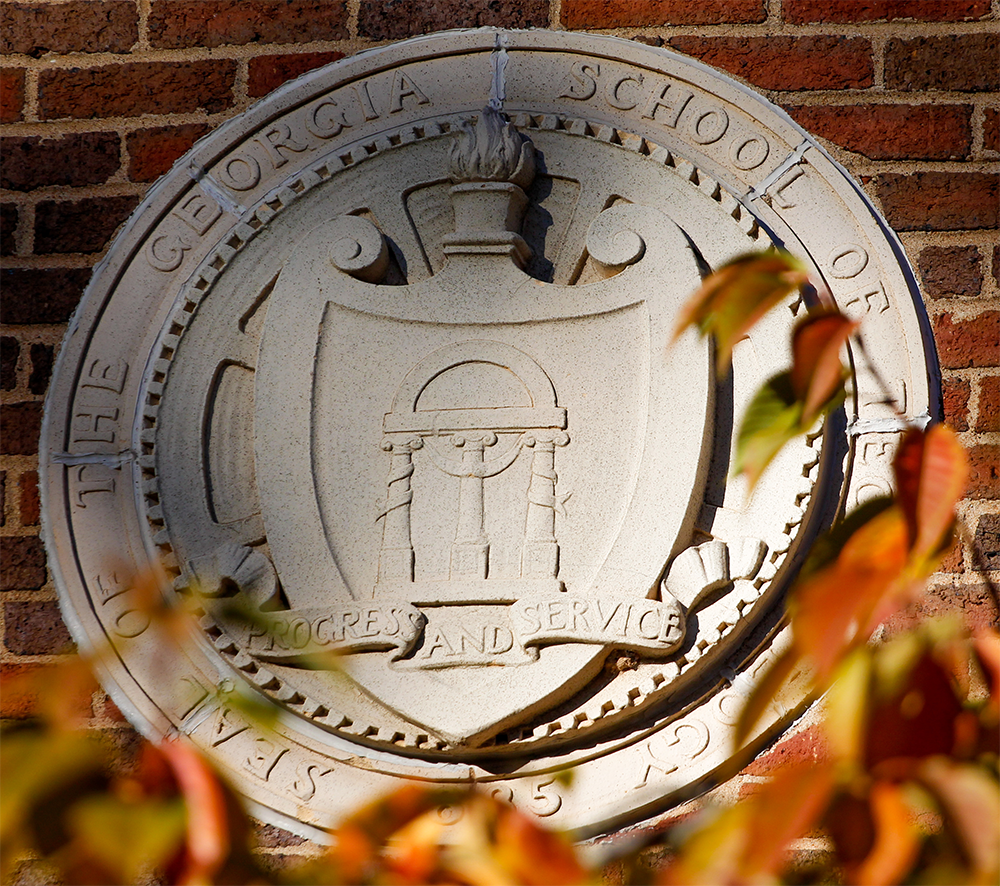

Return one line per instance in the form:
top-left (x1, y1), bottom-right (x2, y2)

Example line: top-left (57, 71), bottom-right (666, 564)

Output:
top-left (249, 111), bottom-right (712, 745)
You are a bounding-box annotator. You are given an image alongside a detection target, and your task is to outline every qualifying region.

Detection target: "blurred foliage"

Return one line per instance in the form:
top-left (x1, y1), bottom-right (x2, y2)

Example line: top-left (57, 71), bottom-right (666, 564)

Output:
top-left (2, 250), bottom-right (997, 885)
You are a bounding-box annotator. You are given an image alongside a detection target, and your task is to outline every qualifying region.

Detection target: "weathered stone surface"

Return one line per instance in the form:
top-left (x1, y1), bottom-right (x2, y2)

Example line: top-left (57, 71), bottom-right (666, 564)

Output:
top-left (40, 30), bottom-right (935, 840)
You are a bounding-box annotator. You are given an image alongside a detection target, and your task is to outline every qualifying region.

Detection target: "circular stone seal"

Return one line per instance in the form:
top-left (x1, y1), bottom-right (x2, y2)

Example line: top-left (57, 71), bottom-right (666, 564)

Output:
top-left (42, 29), bottom-right (937, 838)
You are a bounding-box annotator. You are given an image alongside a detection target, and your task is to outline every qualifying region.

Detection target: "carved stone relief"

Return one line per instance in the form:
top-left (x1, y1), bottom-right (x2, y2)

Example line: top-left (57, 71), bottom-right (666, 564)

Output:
top-left (42, 30), bottom-right (936, 838)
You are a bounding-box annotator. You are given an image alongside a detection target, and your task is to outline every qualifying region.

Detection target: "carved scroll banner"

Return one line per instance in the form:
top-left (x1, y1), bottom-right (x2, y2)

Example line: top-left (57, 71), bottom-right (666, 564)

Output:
top-left (42, 28), bottom-right (934, 838)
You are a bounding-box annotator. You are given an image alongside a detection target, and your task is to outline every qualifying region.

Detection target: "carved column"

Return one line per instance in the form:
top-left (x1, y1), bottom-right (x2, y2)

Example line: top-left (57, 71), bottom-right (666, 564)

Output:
top-left (521, 432), bottom-right (569, 578)
top-left (377, 436), bottom-right (422, 582)
top-left (450, 433), bottom-right (496, 579)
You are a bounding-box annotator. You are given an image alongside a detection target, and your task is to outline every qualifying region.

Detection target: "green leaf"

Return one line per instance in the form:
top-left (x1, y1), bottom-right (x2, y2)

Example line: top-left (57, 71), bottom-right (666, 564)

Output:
top-left (824, 647), bottom-right (872, 761)
top-left (918, 758), bottom-right (1000, 883)
top-left (66, 795), bottom-right (186, 884)
top-left (733, 371), bottom-right (803, 491)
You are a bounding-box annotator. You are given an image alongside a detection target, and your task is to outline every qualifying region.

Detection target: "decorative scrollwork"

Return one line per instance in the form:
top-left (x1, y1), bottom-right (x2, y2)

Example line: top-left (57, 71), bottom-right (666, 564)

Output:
top-left (328, 214), bottom-right (389, 282)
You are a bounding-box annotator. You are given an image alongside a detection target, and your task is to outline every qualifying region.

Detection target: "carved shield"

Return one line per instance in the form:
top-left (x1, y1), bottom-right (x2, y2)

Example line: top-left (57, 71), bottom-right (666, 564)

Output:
top-left (249, 115), bottom-right (712, 744)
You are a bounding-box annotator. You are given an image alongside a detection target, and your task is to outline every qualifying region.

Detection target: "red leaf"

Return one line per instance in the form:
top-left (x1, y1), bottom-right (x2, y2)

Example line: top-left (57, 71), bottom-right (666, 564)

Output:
top-left (158, 740), bottom-right (231, 886)
top-left (865, 652), bottom-right (964, 770)
top-left (894, 425), bottom-right (968, 561)
top-left (790, 309), bottom-right (857, 421)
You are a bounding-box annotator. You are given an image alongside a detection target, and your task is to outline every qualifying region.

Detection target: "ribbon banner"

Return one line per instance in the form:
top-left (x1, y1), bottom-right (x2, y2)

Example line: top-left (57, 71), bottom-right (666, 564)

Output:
top-left (222, 594), bottom-right (685, 667)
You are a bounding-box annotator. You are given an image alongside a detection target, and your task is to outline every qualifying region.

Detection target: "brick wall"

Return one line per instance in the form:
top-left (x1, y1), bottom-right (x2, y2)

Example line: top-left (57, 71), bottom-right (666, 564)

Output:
top-left (2, 0), bottom-right (998, 864)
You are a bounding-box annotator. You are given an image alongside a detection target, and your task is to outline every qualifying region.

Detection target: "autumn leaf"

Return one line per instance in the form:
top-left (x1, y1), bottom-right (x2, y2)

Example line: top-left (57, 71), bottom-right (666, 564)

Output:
top-left (792, 504), bottom-right (910, 681)
top-left (918, 758), bottom-right (1000, 885)
top-left (789, 308), bottom-right (857, 421)
top-left (852, 781), bottom-right (921, 886)
top-left (893, 425), bottom-right (969, 563)
top-left (733, 371), bottom-right (803, 491)
top-left (672, 250), bottom-right (811, 375)
top-left (733, 309), bottom-right (854, 491)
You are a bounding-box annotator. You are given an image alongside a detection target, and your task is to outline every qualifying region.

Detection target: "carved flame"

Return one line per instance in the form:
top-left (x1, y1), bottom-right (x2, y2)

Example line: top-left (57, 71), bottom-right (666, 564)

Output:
top-left (449, 106), bottom-right (535, 186)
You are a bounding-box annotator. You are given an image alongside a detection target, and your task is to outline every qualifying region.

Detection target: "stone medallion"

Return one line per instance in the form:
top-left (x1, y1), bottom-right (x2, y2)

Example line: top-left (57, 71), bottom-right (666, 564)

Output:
top-left (42, 29), bottom-right (937, 838)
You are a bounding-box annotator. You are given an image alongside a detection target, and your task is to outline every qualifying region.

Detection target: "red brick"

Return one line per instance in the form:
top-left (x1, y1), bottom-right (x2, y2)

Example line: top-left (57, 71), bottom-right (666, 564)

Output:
top-left (994, 245), bottom-right (1000, 288)
top-left (0, 268), bottom-right (90, 325)
top-left (0, 336), bottom-right (18, 391)
top-left (784, 104), bottom-right (971, 161)
top-left (38, 60), bottom-right (237, 120)
top-left (885, 34), bottom-right (999, 92)
top-left (1, 663), bottom-right (44, 717)
top-left (937, 534), bottom-right (964, 572)
top-left (0, 204), bottom-right (16, 257)
top-left (876, 172), bottom-right (998, 231)
top-left (4, 600), bottom-right (74, 655)
top-left (28, 342), bottom-right (55, 394)
top-left (102, 694), bottom-right (129, 723)
top-left (1, 1), bottom-right (138, 57)
top-left (0, 402), bottom-right (42, 456)
top-left (18, 470), bottom-right (40, 526)
top-left (0, 132), bottom-right (121, 192)
top-left (884, 581), bottom-right (998, 635)
top-left (27, 343), bottom-right (53, 396)
top-left (0, 471), bottom-right (5, 527)
top-left (0, 68), bottom-right (25, 124)
top-left (34, 195), bottom-right (140, 254)
top-left (253, 823), bottom-right (308, 849)
top-left (976, 376), bottom-right (1000, 433)
top-left (918, 245), bottom-right (982, 297)
top-left (149, 0), bottom-right (347, 48)
top-left (667, 36), bottom-right (873, 91)
top-left (359, 0), bottom-right (549, 40)
top-left (0, 536), bottom-right (46, 591)
top-left (785, 0), bottom-right (991, 22)
top-left (942, 376), bottom-right (970, 431)
top-left (967, 444), bottom-right (1000, 499)
top-left (934, 311), bottom-right (1000, 369)
top-left (741, 725), bottom-right (829, 776)
top-left (247, 50), bottom-right (345, 98)
top-left (985, 108), bottom-right (999, 154)
top-left (975, 514), bottom-right (1000, 570)
top-left (127, 123), bottom-right (210, 182)
top-left (562, 0), bottom-right (764, 28)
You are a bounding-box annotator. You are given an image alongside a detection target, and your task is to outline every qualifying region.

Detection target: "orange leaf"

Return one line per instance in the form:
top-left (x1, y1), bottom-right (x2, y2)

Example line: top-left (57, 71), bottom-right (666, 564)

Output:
top-left (793, 506), bottom-right (910, 680)
top-left (790, 309), bottom-right (857, 421)
top-left (853, 781), bottom-right (920, 886)
top-left (893, 425), bottom-right (968, 562)
top-left (158, 740), bottom-right (231, 886)
top-left (741, 760), bottom-right (838, 877)
top-left (494, 802), bottom-right (587, 885)
top-left (673, 251), bottom-right (811, 375)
